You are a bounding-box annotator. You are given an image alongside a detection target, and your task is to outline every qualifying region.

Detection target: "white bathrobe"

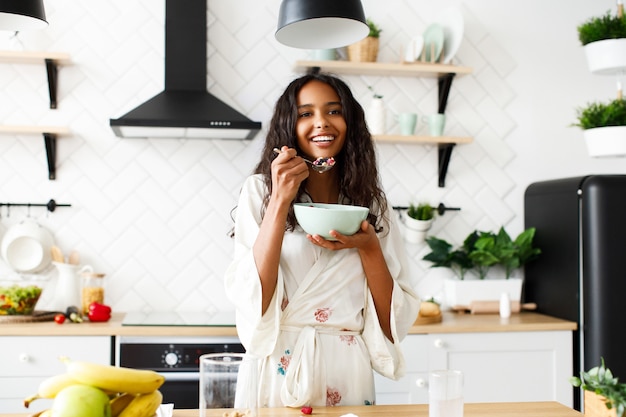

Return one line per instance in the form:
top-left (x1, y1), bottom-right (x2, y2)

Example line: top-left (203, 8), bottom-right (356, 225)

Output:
top-left (225, 174), bottom-right (419, 408)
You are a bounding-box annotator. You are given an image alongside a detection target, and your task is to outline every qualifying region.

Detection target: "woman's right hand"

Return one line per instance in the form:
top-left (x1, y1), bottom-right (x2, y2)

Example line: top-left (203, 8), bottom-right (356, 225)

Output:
top-left (271, 146), bottom-right (309, 204)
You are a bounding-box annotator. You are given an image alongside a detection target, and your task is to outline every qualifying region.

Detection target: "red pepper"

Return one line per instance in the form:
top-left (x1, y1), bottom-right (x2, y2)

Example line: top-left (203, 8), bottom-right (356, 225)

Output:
top-left (87, 302), bottom-right (112, 322)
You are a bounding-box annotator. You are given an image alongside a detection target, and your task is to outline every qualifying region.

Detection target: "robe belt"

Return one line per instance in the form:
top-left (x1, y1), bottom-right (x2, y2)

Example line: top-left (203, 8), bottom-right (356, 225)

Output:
top-left (279, 325), bottom-right (361, 407)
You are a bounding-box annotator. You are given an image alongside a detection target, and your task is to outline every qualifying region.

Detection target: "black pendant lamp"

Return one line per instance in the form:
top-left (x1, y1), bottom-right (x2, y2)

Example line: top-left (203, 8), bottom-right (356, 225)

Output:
top-left (0, 0), bottom-right (47, 31)
top-left (276, 0), bottom-right (368, 49)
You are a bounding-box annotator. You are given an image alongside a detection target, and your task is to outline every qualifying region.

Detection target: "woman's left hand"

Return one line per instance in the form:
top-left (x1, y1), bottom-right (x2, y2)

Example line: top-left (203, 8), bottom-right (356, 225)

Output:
top-left (306, 220), bottom-right (379, 253)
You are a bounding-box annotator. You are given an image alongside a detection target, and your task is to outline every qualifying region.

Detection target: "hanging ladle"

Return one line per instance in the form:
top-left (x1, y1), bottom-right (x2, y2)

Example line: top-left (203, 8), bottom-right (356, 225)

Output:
top-left (273, 148), bottom-right (336, 173)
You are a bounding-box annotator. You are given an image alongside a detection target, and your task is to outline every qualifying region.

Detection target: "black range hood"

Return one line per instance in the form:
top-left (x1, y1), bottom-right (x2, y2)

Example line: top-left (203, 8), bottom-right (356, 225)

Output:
top-left (110, 0), bottom-right (261, 140)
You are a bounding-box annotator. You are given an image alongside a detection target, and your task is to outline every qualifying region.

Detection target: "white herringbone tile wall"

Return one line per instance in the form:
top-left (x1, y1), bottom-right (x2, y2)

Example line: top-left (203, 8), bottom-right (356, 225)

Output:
top-left (0, 0), bottom-right (622, 311)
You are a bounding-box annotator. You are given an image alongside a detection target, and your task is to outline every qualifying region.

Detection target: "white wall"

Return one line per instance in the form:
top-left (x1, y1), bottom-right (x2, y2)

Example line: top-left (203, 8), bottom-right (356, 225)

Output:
top-left (0, 0), bottom-right (621, 311)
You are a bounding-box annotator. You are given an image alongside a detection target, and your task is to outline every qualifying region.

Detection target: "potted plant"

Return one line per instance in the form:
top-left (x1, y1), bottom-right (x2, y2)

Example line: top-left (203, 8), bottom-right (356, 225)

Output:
top-left (571, 358), bottom-right (626, 417)
top-left (403, 203), bottom-right (435, 244)
top-left (422, 227), bottom-right (540, 307)
top-left (347, 18), bottom-right (382, 62)
top-left (573, 98), bottom-right (626, 157)
top-left (578, 8), bottom-right (626, 74)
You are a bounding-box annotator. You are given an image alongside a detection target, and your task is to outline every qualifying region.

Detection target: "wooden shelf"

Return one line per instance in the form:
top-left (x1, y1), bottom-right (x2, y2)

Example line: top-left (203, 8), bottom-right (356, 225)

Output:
top-left (0, 50), bottom-right (71, 109)
top-left (294, 60), bottom-right (473, 78)
top-left (374, 134), bottom-right (473, 145)
top-left (0, 125), bottom-right (71, 180)
top-left (0, 50), bottom-right (71, 65)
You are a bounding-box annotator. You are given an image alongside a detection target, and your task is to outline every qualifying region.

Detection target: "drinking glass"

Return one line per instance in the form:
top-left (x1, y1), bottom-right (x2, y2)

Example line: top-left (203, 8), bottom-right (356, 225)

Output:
top-left (199, 353), bottom-right (259, 417)
top-left (429, 369), bottom-right (463, 417)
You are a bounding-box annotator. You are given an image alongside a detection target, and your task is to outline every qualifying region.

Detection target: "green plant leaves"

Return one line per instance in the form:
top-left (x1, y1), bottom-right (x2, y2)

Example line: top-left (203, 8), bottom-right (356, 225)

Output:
top-left (408, 203), bottom-right (435, 221)
top-left (578, 11), bottom-right (626, 45)
top-left (572, 358), bottom-right (626, 417)
top-left (422, 227), bottom-right (540, 280)
top-left (574, 99), bottom-right (626, 130)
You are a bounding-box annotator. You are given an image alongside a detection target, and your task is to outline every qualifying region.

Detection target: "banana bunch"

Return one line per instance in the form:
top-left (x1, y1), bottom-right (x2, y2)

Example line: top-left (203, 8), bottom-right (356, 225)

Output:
top-left (24, 358), bottom-right (165, 417)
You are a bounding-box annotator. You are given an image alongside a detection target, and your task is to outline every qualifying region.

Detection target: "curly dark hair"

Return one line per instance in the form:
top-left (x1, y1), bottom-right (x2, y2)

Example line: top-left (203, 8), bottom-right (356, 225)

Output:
top-left (253, 72), bottom-right (389, 234)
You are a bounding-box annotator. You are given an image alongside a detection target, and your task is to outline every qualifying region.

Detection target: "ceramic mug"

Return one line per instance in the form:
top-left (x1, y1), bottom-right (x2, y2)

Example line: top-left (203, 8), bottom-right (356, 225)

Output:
top-left (398, 112), bottom-right (418, 135)
top-left (423, 114), bottom-right (446, 136)
top-left (312, 49), bottom-right (336, 60)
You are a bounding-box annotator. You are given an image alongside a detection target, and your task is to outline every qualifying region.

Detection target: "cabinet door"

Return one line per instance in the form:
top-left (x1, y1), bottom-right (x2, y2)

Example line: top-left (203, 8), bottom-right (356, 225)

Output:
top-left (374, 335), bottom-right (429, 405)
top-left (0, 336), bottom-right (112, 413)
top-left (428, 331), bottom-right (573, 407)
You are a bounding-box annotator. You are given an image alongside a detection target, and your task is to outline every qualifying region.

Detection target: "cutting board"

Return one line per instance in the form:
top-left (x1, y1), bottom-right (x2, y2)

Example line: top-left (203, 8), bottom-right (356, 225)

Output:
top-left (0, 310), bottom-right (61, 323)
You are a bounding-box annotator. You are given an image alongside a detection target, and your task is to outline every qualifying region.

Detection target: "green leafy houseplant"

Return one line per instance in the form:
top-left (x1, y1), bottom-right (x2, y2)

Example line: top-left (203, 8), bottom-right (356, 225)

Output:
top-left (407, 203), bottom-right (435, 221)
top-left (366, 18), bottom-right (382, 38)
top-left (573, 98), bottom-right (626, 129)
top-left (578, 11), bottom-right (626, 46)
top-left (571, 358), bottom-right (626, 417)
top-left (422, 227), bottom-right (540, 280)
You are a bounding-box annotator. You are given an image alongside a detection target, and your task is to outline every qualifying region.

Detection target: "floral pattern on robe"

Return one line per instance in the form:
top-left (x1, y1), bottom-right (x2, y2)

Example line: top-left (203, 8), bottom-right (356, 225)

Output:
top-left (225, 174), bottom-right (420, 408)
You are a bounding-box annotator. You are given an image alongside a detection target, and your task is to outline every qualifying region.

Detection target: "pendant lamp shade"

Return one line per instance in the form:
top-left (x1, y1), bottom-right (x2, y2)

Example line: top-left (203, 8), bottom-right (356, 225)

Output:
top-left (0, 0), bottom-right (47, 31)
top-left (276, 0), bottom-right (368, 49)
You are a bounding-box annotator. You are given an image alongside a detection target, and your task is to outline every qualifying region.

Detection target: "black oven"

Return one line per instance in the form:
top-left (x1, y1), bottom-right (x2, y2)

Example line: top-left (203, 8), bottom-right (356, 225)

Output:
top-left (116, 336), bottom-right (245, 409)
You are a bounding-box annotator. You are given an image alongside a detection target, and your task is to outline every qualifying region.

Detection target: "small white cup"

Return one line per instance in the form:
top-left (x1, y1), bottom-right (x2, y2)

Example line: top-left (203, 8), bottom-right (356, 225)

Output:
top-left (423, 114), bottom-right (446, 136)
top-left (398, 112), bottom-right (418, 135)
top-left (429, 369), bottom-right (464, 417)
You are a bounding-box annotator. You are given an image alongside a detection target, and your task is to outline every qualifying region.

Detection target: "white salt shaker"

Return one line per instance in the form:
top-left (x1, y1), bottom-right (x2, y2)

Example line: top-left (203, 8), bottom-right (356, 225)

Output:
top-left (499, 292), bottom-right (511, 318)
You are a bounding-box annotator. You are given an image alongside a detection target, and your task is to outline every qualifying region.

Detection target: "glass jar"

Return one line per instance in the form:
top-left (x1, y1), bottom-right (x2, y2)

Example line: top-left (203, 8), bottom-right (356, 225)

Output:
top-left (81, 272), bottom-right (105, 315)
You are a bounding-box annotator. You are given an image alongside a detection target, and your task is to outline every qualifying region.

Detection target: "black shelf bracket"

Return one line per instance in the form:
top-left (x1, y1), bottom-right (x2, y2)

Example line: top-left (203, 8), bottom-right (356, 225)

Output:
top-left (43, 132), bottom-right (57, 180)
top-left (438, 143), bottom-right (455, 187)
top-left (437, 73), bottom-right (458, 187)
top-left (438, 73), bottom-right (456, 113)
top-left (45, 58), bottom-right (59, 109)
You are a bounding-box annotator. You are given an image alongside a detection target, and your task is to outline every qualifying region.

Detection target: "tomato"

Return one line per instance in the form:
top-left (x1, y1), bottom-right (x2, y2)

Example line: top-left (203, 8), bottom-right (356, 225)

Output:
top-left (54, 313), bottom-right (66, 324)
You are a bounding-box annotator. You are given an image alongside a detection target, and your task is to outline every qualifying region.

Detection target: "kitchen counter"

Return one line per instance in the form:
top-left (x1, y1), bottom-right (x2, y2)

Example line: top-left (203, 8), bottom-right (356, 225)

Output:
top-left (2, 401), bottom-right (583, 417)
top-left (0, 311), bottom-right (576, 337)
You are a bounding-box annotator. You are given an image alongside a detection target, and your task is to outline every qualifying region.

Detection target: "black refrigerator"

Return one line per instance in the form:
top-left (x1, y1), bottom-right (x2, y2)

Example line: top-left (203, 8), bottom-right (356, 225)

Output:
top-left (524, 175), bottom-right (626, 410)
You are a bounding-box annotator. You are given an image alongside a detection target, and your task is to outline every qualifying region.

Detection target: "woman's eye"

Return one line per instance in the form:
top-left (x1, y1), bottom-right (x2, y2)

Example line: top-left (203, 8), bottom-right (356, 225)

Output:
top-left (299, 111), bottom-right (312, 118)
top-left (328, 109), bottom-right (342, 115)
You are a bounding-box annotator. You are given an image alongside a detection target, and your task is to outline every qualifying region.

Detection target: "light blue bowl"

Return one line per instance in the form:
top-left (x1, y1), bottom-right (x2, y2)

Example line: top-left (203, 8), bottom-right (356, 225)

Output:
top-left (294, 203), bottom-right (369, 240)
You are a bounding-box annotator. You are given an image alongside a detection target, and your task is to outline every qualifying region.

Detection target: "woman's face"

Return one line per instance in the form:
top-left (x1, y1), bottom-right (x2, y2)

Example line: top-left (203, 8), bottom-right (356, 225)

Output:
top-left (295, 80), bottom-right (347, 161)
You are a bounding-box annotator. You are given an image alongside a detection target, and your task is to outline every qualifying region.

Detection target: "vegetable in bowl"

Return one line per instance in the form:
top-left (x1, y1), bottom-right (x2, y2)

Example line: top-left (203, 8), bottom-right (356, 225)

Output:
top-left (0, 285), bottom-right (42, 315)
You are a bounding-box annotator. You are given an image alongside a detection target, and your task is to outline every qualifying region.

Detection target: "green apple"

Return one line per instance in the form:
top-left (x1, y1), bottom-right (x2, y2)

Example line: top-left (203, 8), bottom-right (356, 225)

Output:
top-left (51, 384), bottom-right (111, 417)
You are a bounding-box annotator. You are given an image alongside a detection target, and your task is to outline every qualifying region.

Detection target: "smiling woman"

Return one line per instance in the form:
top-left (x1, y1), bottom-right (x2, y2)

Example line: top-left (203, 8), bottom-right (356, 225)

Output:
top-left (225, 72), bottom-right (419, 408)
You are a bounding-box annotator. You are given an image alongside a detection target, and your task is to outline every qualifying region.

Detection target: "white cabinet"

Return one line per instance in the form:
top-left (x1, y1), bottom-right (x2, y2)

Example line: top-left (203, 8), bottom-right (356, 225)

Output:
top-left (375, 330), bottom-right (573, 407)
top-left (0, 336), bottom-right (112, 413)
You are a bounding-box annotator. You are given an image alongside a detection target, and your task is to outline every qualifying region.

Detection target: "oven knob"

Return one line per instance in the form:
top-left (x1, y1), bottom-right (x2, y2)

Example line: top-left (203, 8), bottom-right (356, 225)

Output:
top-left (164, 352), bottom-right (179, 366)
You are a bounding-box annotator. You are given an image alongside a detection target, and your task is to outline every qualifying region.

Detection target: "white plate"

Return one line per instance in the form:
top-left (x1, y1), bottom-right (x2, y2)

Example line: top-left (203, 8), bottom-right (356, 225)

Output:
top-left (404, 35), bottom-right (424, 62)
top-left (422, 23), bottom-right (444, 63)
top-left (435, 6), bottom-right (464, 64)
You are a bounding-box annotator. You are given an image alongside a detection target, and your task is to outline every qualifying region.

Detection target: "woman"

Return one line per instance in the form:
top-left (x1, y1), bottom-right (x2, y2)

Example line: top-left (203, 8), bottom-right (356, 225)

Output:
top-left (225, 73), bottom-right (419, 408)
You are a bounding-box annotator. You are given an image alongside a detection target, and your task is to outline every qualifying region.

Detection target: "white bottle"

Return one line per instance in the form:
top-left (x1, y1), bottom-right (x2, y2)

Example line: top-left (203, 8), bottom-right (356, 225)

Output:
top-left (499, 292), bottom-right (511, 318)
top-left (367, 97), bottom-right (386, 135)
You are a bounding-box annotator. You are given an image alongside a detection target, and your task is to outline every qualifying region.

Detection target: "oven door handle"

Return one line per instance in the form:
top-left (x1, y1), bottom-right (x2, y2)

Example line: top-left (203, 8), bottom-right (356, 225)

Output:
top-left (161, 372), bottom-right (200, 382)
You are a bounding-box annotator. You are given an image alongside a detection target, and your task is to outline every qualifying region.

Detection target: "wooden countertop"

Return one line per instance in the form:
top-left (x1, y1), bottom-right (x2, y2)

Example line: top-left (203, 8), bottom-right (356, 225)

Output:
top-left (190, 402), bottom-right (582, 416)
top-left (0, 311), bottom-right (576, 337)
top-left (3, 402), bottom-right (580, 417)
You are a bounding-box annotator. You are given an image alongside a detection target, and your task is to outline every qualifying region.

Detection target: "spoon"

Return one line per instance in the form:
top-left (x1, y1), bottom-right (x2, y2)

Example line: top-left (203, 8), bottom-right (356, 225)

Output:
top-left (273, 148), bottom-right (336, 173)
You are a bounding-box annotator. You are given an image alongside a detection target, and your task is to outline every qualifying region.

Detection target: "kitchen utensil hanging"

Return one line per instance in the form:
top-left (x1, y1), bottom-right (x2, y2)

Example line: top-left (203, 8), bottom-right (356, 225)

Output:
top-left (0, 199), bottom-right (71, 217)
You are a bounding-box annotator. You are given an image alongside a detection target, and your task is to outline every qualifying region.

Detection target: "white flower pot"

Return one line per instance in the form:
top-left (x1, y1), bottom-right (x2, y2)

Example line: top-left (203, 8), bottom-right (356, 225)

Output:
top-left (583, 126), bottom-right (626, 158)
top-left (443, 277), bottom-right (523, 309)
top-left (584, 39), bottom-right (626, 75)
top-left (403, 216), bottom-right (432, 244)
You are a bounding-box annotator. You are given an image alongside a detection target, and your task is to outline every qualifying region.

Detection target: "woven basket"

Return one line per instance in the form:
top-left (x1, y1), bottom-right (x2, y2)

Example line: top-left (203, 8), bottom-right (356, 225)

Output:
top-left (347, 36), bottom-right (379, 62)
top-left (584, 391), bottom-right (618, 417)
